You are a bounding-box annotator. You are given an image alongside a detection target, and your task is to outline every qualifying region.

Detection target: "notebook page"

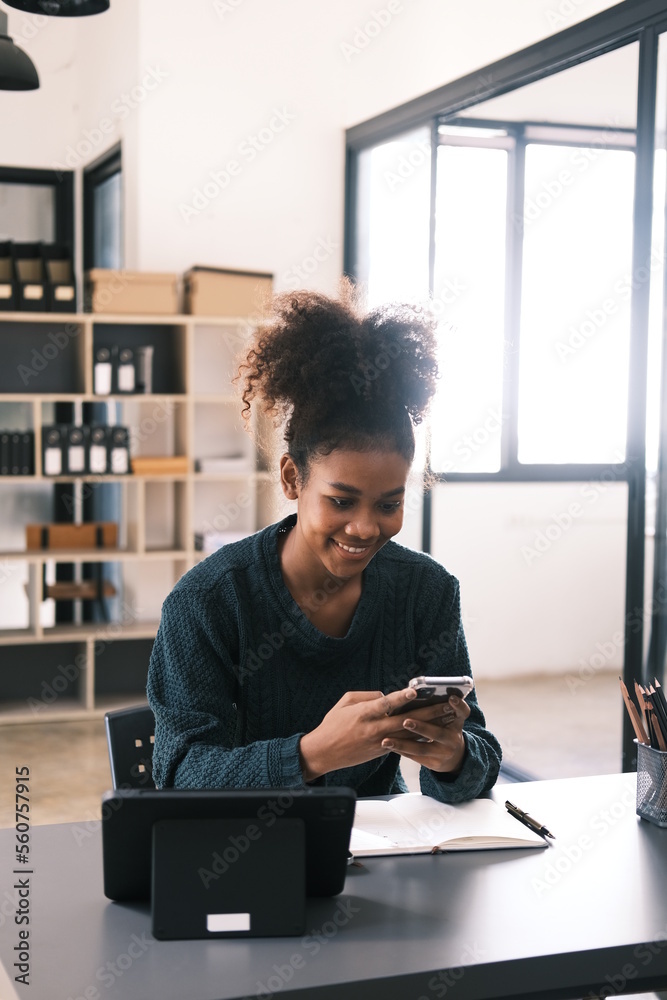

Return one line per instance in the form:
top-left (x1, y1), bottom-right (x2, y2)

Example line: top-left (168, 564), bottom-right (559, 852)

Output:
top-left (352, 798), bottom-right (434, 850)
top-left (387, 793), bottom-right (545, 848)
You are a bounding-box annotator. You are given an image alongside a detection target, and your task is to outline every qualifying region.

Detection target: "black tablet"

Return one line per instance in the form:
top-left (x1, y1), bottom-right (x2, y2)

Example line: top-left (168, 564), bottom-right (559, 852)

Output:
top-left (102, 786), bottom-right (356, 901)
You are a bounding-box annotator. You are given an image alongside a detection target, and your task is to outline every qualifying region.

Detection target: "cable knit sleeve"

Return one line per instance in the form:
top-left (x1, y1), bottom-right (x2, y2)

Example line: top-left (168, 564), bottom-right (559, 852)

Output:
top-left (147, 583), bottom-right (306, 790)
top-left (409, 566), bottom-right (502, 804)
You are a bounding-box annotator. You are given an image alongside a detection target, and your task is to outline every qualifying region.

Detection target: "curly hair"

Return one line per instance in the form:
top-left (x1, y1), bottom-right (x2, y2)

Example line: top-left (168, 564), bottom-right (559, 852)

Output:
top-left (236, 285), bottom-right (439, 481)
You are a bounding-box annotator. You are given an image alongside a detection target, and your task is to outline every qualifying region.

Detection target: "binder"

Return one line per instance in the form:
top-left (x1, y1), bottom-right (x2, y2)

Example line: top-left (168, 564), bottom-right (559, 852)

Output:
top-left (66, 426), bottom-right (87, 475)
top-left (109, 426), bottom-right (130, 474)
top-left (19, 431), bottom-right (34, 475)
top-left (93, 347), bottom-right (114, 396)
top-left (116, 347), bottom-right (136, 393)
top-left (42, 425), bottom-right (66, 476)
top-left (135, 345), bottom-right (153, 393)
top-left (88, 425), bottom-right (109, 475)
top-left (9, 432), bottom-right (21, 475)
top-left (0, 431), bottom-right (10, 474)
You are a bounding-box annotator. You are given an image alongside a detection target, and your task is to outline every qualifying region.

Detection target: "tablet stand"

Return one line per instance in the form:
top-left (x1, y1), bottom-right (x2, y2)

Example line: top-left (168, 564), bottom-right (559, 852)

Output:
top-left (151, 816), bottom-right (306, 939)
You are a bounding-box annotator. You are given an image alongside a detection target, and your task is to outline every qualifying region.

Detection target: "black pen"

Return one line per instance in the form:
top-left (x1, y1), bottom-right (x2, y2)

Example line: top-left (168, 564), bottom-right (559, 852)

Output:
top-left (505, 800), bottom-right (555, 840)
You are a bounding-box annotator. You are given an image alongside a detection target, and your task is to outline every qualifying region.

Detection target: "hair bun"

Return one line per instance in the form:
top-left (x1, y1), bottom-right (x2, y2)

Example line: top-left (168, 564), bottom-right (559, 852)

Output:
top-left (237, 286), bottom-right (439, 475)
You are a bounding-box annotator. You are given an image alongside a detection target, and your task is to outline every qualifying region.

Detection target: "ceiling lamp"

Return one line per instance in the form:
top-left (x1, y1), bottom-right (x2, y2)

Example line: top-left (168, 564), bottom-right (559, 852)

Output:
top-left (2, 0), bottom-right (109, 14)
top-left (0, 10), bottom-right (39, 89)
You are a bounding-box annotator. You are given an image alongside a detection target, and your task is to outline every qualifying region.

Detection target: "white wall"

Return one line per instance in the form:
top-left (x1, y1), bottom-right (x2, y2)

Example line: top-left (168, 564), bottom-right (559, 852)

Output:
top-left (0, 0), bottom-right (631, 676)
top-left (0, 0), bottom-right (621, 285)
top-left (432, 482), bottom-right (630, 679)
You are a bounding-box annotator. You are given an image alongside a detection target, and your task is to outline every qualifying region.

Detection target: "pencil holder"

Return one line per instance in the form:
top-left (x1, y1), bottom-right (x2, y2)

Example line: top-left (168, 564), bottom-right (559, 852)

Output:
top-left (636, 741), bottom-right (667, 827)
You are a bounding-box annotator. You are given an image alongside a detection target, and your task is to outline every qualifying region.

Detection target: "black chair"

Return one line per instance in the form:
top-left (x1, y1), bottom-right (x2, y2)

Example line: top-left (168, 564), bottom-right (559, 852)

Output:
top-left (104, 704), bottom-right (156, 789)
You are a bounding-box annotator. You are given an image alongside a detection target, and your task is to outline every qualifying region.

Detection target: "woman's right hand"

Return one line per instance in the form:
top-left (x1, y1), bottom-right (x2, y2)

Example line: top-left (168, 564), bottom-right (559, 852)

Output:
top-left (298, 687), bottom-right (420, 781)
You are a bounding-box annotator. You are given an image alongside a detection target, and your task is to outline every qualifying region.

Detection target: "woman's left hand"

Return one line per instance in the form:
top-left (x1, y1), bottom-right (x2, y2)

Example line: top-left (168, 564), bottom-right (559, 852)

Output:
top-left (381, 695), bottom-right (471, 775)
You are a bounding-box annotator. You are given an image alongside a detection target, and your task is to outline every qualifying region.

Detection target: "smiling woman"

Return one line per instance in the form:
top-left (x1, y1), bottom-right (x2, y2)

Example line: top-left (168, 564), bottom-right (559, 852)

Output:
top-left (147, 285), bottom-right (502, 801)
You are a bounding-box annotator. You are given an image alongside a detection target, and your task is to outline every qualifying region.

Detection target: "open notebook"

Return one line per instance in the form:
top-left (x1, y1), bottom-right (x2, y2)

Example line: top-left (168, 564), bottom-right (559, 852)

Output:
top-left (350, 793), bottom-right (547, 856)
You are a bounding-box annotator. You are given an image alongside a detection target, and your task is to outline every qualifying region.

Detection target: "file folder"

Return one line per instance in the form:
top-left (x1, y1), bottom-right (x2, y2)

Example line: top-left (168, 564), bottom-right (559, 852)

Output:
top-left (42, 425), bottom-right (66, 476)
top-left (93, 347), bottom-right (114, 396)
top-left (88, 425), bottom-right (109, 475)
top-left (0, 241), bottom-right (17, 312)
top-left (42, 243), bottom-right (76, 312)
top-left (116, 347), bottom-right (136, 393)
top-left (0, 431), bottom-right (9, 474)
top-left (109, 426), bottom-right (130, 474)
top-left (66, 426), bottom-right (87, 475)
top-left (20, 431), bottom-right (34, 474)
top-left (9, 432), bottom-right (20, 475)
top-left (14, 242), bottom-right (47, 312)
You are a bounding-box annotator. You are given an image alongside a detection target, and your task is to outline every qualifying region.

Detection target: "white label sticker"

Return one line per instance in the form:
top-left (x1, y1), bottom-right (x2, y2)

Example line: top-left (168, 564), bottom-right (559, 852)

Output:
top-left (89, 444), bottom-right (107, 474)
top-left (0, 284), bottom-right (11, 299)
top-left (94, 362), bottom-right (112, 396)
top-left (111, 448), bottom-right (129, 474)
top-left (67, 446), bottom-right (85, 473)
top-left (117, 364), bottom-right (135, 392)
top-left (55, 286), bottom-right (75, 301)
top-left (44, 447), bottom-right (62, 476)
top-left (23, 285), bottom-right (44, 301)
top-left (206, 913), bottom-right (251, 933)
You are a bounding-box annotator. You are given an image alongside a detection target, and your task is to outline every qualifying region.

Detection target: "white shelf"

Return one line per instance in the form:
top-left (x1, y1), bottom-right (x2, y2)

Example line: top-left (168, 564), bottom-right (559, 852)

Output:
top-left (0, 309), bottom-right (278, 725)
top-left (0, 548), bottom-right (191, 563)
top-left (39, 621), bottom-right (160, 643)
top-left (0, 310), bottom-right (254, 325)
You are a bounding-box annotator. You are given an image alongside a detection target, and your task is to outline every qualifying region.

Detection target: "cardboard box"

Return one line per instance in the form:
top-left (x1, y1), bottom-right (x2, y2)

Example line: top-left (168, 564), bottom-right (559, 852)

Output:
top-left (131, 455), bottom-right (189, 475)
top-left (26, 522), bottom-right (118, 550)
top-left (85, 269), bottom-right (180, 315)
top-left (183, 266), bottom-right (273, 317)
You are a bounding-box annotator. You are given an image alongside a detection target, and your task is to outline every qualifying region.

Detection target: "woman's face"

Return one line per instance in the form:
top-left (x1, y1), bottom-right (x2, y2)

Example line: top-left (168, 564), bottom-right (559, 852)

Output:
top-left (280, 447), bottom-right (412, 580)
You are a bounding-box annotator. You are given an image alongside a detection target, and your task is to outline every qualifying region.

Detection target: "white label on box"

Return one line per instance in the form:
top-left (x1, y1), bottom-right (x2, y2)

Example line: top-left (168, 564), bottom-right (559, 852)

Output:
top-left (111, 448), bottom-right (129, 474)
top-left (67, 446), bottom-right (85, 473)
top-left (44, 448), bottom-right (62, 476)
top-left (117, 364), bottom-right (135, 392)
top-left (55, 286), bottom-right (75, 301)
top-left (23, 285), bottom-right (44, 301)
top-left (0, 284), bottom-right (11, 299)
top-left (89, 445), bottom-right (107, 474)
top-left (94, 362), bottom-right (112, 395)
top-left (206, 913), bottom-right (251, 933)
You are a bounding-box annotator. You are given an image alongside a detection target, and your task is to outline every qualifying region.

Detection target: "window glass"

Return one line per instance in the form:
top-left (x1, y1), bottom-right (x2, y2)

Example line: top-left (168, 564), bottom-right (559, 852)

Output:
top-left (355, 126), bottom-right (431, 308)
top-left (430, 143), bottom-right (508, 473)
top-left (93, 170), bottom-right (123, 269)
top-left (517, 142), bottom-right (635, 464)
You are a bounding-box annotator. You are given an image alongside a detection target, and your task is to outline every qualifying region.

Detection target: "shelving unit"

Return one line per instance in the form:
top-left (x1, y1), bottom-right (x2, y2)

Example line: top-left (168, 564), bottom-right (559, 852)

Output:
top-left (0, 311), bottom-right (283, 724)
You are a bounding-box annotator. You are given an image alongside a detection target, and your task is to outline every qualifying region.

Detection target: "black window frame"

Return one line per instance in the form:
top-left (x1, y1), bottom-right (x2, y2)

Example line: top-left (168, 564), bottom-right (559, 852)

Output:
top-left (83, 143), bottom-right (122, 272)
top-left (344, 0), bottom-right (667, 770)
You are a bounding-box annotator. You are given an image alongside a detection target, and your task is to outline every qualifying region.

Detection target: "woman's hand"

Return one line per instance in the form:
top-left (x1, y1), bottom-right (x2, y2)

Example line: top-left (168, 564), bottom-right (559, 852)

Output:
top-left (381, 696), bottom-right (471, 776)
top-left (299, 687), bottom-right (423, 781)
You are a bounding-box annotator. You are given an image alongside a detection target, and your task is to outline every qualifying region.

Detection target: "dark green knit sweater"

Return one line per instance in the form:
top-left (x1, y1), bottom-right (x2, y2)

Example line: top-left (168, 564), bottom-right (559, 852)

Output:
top-left (147, 514), bottom-right (501, 802)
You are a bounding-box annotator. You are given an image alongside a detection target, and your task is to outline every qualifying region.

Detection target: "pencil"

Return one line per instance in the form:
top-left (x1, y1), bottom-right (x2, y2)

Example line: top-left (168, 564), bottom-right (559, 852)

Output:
top-left (647, 700), bottom-right (667, 751)
top-left (635, 682), bottom-right (648, 733)
top-left (648, 685), bottom-right (667, 746)
top-left (619, 677), bottom-right (650, 745)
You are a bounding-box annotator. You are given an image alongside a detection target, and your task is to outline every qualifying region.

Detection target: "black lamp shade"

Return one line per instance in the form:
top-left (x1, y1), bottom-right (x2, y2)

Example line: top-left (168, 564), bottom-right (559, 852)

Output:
top-left (0, 33), bottom-right (39, 90)
top-left (3, 0), bottom-right (109, 13)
